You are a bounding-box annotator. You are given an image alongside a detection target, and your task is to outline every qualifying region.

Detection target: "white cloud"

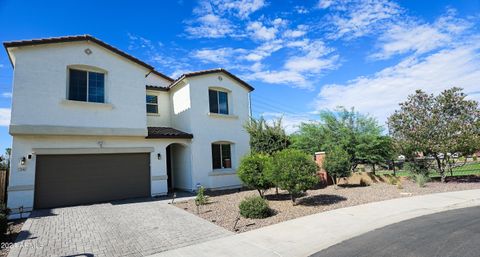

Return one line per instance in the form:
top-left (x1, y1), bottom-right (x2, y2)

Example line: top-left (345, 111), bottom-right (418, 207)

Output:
top-left (294, 6), bottom-right (309, 14)
top-left (185, 14), bottom-right (235, 38)
top-left (323, 0), bottom-right (402, 40)
top-left (317, 0), bottom-right (334, 9)
top-left (1, 92), bottom-right (12, 98)
top-left (246, 39), bottom-right (339, 89)
top-left (261, 112), bottom-right (312, 134)
top-left (248, 70), bottom-right (309, 87)
top-left (0, 108), bottom-right (10, 126)
top-left (316, 41), bottom-right (480, 124)
top-left (247, 21), bottom-right (279, 41)
top-left (192, 47), bottom-right (246, 64)
top-left (371, 8), bottom-right (472, 59)
top-left (283, 25), bottom-right (308, 38)
top-left (216, 0), bottom-right (266, 19)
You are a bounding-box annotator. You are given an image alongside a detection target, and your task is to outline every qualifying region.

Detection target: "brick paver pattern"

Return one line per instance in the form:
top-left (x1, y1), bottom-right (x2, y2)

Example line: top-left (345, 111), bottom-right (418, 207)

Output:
top-left (8, 199), bottom-right (232, 257)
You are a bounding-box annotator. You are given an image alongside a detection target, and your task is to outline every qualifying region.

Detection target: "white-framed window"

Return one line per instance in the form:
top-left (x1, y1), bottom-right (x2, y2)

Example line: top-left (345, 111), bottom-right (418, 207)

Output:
top-left (211, 143), bottom-right (232, 169)
top-left (68, 68), bottom-right (105, 103)
top-left (209, 89), bottom-right (229, 115)
top-left (146, 94), bottom-right (158, 113)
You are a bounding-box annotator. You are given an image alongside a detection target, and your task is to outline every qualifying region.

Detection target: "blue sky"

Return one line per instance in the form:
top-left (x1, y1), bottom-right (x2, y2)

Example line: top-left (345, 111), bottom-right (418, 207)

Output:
top-left (0, 0), bottom-right (479, 151)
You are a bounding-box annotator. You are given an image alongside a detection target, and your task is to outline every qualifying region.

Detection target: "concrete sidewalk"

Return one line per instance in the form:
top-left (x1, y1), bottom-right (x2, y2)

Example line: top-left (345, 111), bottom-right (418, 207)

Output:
top-left (151, 189), bottom-right (480, 257)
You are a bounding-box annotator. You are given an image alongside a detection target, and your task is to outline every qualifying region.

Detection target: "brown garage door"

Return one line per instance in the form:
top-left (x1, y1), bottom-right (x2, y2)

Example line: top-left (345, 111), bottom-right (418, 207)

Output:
top-left (34, 153), bottom-right (150, 209)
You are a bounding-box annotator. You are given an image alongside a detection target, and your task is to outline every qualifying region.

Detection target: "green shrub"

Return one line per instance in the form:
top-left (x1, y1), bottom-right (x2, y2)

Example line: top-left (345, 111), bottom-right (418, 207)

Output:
top-left (474, 155), bottom-right (478, 161)
top-left (238, 154), bottom-right (273, 198)
top-left (267, 149), bottom-right (319, 204)
top-left (404, 161), bottom-right (430, 176)
top-left (195, 186), bottom-right (208, 205)
top-left (239, 196), bottom-right (272, 219)
top-left (414, 174), bottom-right (429, 188)
top-left (323, 146), bottom-right (351, 186)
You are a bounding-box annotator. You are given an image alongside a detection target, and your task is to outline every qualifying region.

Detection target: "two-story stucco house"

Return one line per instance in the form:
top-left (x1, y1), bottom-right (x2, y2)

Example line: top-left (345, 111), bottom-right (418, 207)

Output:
top-left (4, 35), bottom-right (253, 217)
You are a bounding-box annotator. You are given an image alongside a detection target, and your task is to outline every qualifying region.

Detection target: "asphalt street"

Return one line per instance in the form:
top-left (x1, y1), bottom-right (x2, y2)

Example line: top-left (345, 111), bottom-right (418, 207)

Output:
top-left (311, 206), bottom-right (480, 257)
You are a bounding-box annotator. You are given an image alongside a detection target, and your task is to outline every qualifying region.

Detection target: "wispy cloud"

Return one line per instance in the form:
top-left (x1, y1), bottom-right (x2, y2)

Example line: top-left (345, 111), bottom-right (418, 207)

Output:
top-left (1, 92), bottom-right (12, 98)
top-left (261, 112), bottom-right (313, 134)
top-left (316, 40), bottom-right (480, 124)
top-left (320, 0), bottom-right (403, 40)
top-left (0, 108), bottom-right (10, 126)
top-left (185, 0), bottom-right (266, 38)
top-left (371, 8), bottom-right (473, 59)
top-left (185, 14), bottom-right (236, 38)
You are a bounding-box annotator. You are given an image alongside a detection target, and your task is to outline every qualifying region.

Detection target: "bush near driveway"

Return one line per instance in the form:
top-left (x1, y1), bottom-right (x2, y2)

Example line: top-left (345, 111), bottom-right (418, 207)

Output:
top-left (239, 196), bottom-right (272, 219)
top-left (238, 154), bottom-right (273, 198)
top-left (268, 149), bottom-right (319, 205)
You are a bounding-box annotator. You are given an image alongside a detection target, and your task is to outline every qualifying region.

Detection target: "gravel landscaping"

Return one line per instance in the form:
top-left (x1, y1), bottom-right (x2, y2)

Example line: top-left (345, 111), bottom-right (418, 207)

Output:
top-left (174, 176), bottom-right (480, 233)
top-left (0, 218), bottom-right (26, 257)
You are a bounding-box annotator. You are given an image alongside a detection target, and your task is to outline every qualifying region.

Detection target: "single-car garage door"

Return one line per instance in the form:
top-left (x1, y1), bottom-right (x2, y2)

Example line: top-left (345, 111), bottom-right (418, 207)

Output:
top-left (34, 153), bottom-right (151, 209)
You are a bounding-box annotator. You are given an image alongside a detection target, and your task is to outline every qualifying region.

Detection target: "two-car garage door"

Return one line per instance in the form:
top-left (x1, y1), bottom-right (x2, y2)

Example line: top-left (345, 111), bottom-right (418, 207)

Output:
top-left (34, 153), bottom-right (151, 209)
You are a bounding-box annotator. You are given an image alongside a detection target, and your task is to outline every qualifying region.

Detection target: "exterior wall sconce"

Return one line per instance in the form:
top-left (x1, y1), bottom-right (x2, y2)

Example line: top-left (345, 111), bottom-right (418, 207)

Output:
top-left (20, 157), bottom-right (26, 166)
top-left (157, 153), bottom-right (161, 160)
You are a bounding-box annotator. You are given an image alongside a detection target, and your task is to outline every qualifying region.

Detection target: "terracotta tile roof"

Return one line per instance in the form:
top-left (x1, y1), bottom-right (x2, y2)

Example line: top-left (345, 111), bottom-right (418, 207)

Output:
top-left (3, 35), bottom-right (173, 81)
top-left (146, 127), bottom-right (193, 139)
top-left (169, 68), bottom-right (255, 92)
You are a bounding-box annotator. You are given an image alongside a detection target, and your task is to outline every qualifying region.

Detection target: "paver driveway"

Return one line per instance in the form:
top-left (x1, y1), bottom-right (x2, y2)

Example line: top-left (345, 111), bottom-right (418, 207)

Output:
top-left (8, 198), bottom-right (232, 257)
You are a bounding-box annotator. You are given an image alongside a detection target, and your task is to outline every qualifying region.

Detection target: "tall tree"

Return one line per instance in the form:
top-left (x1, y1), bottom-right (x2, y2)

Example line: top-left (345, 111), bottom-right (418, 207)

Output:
top-left (244, 117), bottom-right (290, 155)
top-left (388, 87), bottom-right (480, 182)
top-left (292, 107), bottom-right (393, 172)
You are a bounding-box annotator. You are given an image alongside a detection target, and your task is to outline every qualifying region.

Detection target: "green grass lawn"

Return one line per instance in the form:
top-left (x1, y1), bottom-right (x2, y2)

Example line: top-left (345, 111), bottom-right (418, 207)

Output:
top-left (377, 162), bottom-right (480, 178)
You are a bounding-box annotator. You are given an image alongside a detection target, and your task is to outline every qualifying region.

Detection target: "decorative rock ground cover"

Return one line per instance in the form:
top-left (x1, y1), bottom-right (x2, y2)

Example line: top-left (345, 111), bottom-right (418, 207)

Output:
top-left (175, 176), bottom-right (480, 233)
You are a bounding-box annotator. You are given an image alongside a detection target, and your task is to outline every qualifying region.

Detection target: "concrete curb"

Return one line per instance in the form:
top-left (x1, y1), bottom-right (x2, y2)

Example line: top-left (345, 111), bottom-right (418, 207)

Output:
top-left (150, 189), bottom-right (480, 257)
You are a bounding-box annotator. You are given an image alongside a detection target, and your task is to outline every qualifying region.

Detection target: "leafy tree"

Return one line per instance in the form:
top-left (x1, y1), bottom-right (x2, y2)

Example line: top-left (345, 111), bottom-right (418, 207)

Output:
top-left (323, 146), bottom-right (351, 186)
top-left (267, 149), bottom-right (318, 204)
top-left (244, 117), bottom-right (290, 155)
top-left (388, 87), bottom-right (480, 182)
top-left (292, 107), bottom-right (393, 172)
top-left (0, 148), bottom-right (11, 171)
top-left (238, 154), bottom-right (273, 198)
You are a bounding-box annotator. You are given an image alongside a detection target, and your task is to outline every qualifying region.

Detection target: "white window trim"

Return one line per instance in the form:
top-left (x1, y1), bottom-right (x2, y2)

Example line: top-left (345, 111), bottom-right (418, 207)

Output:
top-left (66, 65), bottom-right (107, 104)
top-left (212, 142), bottom-right (234, 171)
top-left (146, 94), bottom-right (159, 115)
top-left (209, 87), bottom-right (232, 115)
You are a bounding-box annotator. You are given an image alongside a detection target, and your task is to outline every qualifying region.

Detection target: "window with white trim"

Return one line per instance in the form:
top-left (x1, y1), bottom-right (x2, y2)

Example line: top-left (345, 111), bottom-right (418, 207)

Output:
top-left (68, 68), bottom-right (105, 103)
top-left (146, 94), bottom-right (158, 113)
top-left (211, 143), bottom-right (232, 169)
top-left (209, 89), bottom-right (229, 114)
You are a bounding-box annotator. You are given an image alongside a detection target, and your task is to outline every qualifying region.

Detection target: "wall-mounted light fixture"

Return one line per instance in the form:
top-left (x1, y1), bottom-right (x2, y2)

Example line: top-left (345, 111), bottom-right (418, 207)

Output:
top-left (20, 157), bottom-right (26, 166)
top-left (28, 154), bottom-right (32, 160)
top-left (157, 153), bottom-right (161, 160)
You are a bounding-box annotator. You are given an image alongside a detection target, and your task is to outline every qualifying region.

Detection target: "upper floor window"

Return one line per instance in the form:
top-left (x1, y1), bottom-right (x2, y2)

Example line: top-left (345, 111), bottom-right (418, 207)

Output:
top-left (209, 89), bottom-right (229, 115)
top-left (146, 95), bottom-right (158, 114)
top-left (68, 69), bottom-right (105, 103)
top-left (211, 143), bottom-right (232, 169)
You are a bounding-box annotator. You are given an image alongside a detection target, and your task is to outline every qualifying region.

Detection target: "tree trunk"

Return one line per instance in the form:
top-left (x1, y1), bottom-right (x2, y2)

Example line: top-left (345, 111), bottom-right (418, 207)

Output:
top-left (392, 160), bottom-right (396, 176)
top-left (372, 164), bottom-right (376, 175)
top-left (435, 156), bottom-right (446, 183)
top-left (291, 194), bottom-right (296, 205)
top-left (258, 189), bottom-right (264, 198)
top-left (275, 186), bottom-right (279, 195)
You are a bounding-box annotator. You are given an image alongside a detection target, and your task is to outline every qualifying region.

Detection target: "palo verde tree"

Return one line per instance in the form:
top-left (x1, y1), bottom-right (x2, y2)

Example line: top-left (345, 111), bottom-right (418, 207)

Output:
top-left (244, 117), bottom-right (291, 155)
top-left (292, 107), bottom-right (393, 172)
top-left (388, 87), bottom-right (480, 182)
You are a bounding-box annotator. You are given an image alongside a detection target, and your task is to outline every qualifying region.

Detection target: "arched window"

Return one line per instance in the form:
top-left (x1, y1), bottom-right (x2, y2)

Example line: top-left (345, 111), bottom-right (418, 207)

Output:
top-left (67, 65), bottom-right (107, 103)
top-left (211, 141), bottom-right (234, 169)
